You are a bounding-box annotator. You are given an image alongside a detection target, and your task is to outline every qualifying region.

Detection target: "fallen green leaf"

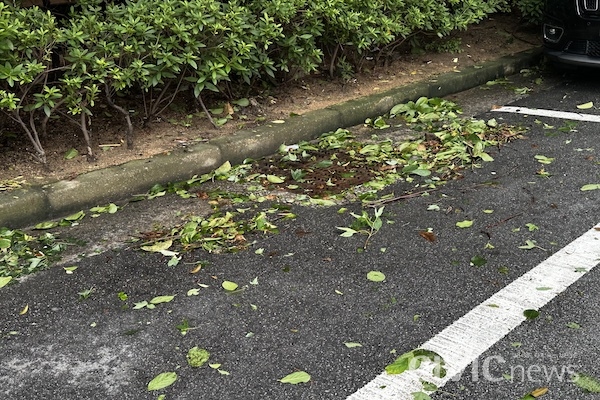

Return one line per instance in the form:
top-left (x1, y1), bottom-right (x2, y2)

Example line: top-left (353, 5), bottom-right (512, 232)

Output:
top-left (63, 266), bottom-right (78, 274)
top-left (222, 281), bottom-right (239, 291)
top-left (214, 161), bottom-right (231, 176)
top-left (518, 240), bottom-right (537, 250)
top-left (525, 223), bottom-right (539, 231)
top-left (412, 392), bottom-right (432, 400)
top-left (420, 380), bottom-right (438, 392)
top-left (64, 148), bottom-right (79, 160)
top-left (147, 371), bottom-right (177, 391)
top-left (78, 288), bottom-right (94, 300)
top-left (470, 255), bottom-right (487, 267)
top-left (410, 169), bottom-right (431, 177)
top-left (367, 271), bottom-right (386, 282)
top-left (577, 102), bottom-right (594, 110)
top-left (233, 98), bottom-right (250, 107)
top-left (266, 175), bottom-right (285, 184)
top-left (523, 309), bottom-right (540, 320)
top-left (133, 301), bottom-right (149, 309)
top-left (534, 155), bottom-right (554, 165)
top-left (64, 211), bottom-right (85, 221)
top-left (386, 349), bottom-right (445, 377)
top-left (187, 347), bottom-right (210, 367)
top-left (344, 342), bottom-right (363, 348)
top-left (572, 373), bottom-right (600, 393)
top-left (141, 240), bottom-right (173, 253)
top-left (456, 220), bottom-right (473, 228)
top-left (0, 276), bottom-right (12, 289)
top-left (580, 184), bottom-right (600, 191)
top-left (34, 221), bottom-right (58, 230)
top-left (337, 227), bottom-right (358, 237)
top-left (150, 295), bottom-right (175, 304)
top-left (167, 256), bottom-right (181, 267)
top-left (279, 371), bottom-right (311, 384)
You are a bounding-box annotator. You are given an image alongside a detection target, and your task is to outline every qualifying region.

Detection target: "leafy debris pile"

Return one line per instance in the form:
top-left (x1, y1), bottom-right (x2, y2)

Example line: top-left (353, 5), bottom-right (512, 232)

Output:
top-left (244, 97), bottom-right (522, 197)
top-left (0, 227), bottom-right (65, 278)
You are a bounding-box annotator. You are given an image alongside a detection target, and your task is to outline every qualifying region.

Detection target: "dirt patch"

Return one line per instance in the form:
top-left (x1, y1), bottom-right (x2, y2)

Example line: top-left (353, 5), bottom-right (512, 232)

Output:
top-left (252, 149), bottom-right (379, 197)
top-left (0, 14), bottom-right (541, 187)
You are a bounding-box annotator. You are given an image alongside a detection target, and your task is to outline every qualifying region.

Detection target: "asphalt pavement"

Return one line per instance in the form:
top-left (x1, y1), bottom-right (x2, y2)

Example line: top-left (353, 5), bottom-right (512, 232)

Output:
top-left (2, 54), bottom-right (600, 400)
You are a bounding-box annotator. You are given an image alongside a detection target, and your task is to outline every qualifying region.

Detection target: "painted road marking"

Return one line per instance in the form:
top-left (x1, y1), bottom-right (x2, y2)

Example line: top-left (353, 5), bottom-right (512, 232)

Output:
top-left (348, 224), bottom-right (600, 399)
top-left (492, 106), bottom-right (600, 122)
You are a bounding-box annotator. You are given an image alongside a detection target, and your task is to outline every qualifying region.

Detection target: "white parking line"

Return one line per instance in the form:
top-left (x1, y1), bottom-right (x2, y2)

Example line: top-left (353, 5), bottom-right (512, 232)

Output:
top-left (492, 106), bottom-right (600, 122)
top-left (347, 224), bottom-right (600, 399)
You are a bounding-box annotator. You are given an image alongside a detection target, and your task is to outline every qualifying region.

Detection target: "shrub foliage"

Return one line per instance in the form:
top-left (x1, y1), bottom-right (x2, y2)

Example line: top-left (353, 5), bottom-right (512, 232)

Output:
top-left (0, 0), bottom-right (518, 163)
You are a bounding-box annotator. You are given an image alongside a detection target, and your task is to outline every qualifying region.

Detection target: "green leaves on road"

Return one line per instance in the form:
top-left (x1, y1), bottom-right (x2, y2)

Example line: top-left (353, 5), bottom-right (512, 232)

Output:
top-left (580, 184), bottom-right (600, 191)
top-left (367, 271), bottom-right (386, 282)
top-left (337, 206), bottom-right (385, 249)
top-left (344, 342), bottom-right (363, 348)
top-left (221, 281), bottom-right (239, 291)
top-left (518, 240), bottom-right (546, 251)
top-left (0, 276), bottom-right (12, 289)
top-left (266, 175), bottom-right (285, 184)
top-left (534, 155), bottom-right (554, 165)
top-left (133, 295), bottom-right (175, 310)
top-left (279, 371), bottom-right (311, 384)
top-left (572, 373), bottom-right (600, 393)
top-left (141, 240), bottom-right (173, 253)
top-left (187, 347), bottom-right (210, 368)
top-left (523, 309), bottom-right (540, 320)
top-left (470, 255), bottom-right (487, 267)
top-left (0, 228), bottom-right (65, 279)
top-left (148, 371), bottom-right (178, 391)
top-left (456, 220), bottom-right (473, 228)
top-left (576, 101), bottom-right (594, 110)
top-left (386, 349), bottom-right (446, 380)
top-left (34, 210), bottom-right (85, 230)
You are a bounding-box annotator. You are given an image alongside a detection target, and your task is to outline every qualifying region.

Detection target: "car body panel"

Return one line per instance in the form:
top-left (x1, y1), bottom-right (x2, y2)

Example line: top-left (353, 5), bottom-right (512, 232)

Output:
top-left (543, 0), bottom-right (600, 67)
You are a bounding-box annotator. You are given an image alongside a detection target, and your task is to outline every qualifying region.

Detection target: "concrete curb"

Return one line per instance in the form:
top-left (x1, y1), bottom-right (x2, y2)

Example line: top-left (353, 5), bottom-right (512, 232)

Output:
top-left (0, 48), bottom-right (543, 228)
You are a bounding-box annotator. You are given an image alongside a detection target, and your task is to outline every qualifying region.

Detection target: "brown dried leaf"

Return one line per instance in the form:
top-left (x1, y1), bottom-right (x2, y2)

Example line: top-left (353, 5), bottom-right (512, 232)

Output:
top-left (189, 264), bottom-right (202, 274)
top-left (418, 231), bottom-right (436, 242)
top-left (531, 387), bottom-right (549, 397)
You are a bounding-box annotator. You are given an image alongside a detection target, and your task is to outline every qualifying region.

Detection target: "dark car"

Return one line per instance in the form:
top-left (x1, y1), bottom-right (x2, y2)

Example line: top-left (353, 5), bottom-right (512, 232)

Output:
top-left (543, 0), bottom-right (600, 67)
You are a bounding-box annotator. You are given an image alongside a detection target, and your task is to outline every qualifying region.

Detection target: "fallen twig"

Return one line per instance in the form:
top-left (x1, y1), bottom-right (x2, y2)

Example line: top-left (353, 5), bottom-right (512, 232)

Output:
top-left (485, 212), bottom-right (523, 229)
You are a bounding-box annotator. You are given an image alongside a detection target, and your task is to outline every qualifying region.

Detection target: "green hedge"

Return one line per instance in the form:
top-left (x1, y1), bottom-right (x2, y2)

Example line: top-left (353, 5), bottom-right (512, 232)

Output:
top-left (1, 0), bottom-right (515, 163)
